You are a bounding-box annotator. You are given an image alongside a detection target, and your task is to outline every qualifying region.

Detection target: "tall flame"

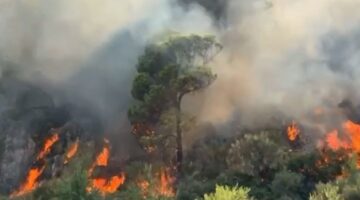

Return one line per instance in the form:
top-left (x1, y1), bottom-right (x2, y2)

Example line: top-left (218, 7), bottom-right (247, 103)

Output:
top-left (11, 166), bottom-right (45, 197)
top-left (343, 121), bottom-right (360, 152)
top-left (88, 139), bottom-right (110, 176)
top-left (64, 139), bottom-right (79, 164)
top-left (11, 133), bottom-right (60, 197)
top-left (158, 169), bottom-right (175, 197)
top-left (37, 133), bottom-right (60, 161)
top-left (287, 121), bottom-right (300, 141)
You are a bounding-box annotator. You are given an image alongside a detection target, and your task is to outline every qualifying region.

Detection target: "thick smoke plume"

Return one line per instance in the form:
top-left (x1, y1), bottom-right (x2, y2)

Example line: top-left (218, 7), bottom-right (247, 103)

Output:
top-left (194, 0), bottom-right (360, 131)
top-left (0, 0), bottom-right (215, 125)
top-left (0, 0), bottom-right (217, 192)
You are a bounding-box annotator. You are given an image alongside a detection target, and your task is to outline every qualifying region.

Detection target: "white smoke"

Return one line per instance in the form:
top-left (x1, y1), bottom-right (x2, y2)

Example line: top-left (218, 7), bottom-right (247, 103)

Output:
top-left (3, 0), bottom-right (360, 133)
top-left (195, 0), bottom-right (360, 128)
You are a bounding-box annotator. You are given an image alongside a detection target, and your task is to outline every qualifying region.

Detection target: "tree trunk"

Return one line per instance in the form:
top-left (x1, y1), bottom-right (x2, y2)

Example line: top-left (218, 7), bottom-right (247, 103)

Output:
top-left (175, 98), bottom-right (183, 178)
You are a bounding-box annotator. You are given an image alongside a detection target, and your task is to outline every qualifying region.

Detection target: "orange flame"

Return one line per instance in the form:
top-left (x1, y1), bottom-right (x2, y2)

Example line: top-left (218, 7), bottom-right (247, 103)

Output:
top-left (11, 166), bottom-right (45, 197)
top-left (136, 168), bottom-right (175, 198)
top-left (158, 169), bottom-right (175, 197)
top-left (325, 121), bottom-right (360, 151)
top-left (325, 120), bottom-right (360, 168)
top-left (326, 130), bottom-right (350, 150)
top-left (37, 133), bottom-right (59, 160)
top-left (90, 173), bottom-right (126, 194)
top-left (87, 139), bottom-right (126, 195)
top-left (64, 139), bottom-right (79, 164)
top-left (11, 133), bottom-right (60, 197)
top-left (343, 121), bottom-right (360, 152)
top-left (95, 142), bottom-right (110, 167)
top-left (287, 121), bottom-right (300, 141)
top-left (88, 139), bottom-right (110, 176)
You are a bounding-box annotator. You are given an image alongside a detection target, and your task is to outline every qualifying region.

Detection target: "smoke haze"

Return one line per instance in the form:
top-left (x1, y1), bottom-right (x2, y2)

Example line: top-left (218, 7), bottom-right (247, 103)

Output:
top-left (194, 0), bottom-right (360, 131)
top-left (1, 0), bottom-right (360, 138)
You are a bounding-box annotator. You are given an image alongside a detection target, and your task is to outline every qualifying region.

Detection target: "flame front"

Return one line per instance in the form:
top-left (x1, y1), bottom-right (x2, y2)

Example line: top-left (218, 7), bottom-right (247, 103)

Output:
top-left (287, 121), bottom-right (300, 141)
top-left (11, 166), bottom-right (45, 197)
top-left (325, 120), bottom-right (360, 167)
top-left (11, 133), bottom-right (60, 197)
top-left (64, 139), bottom-right (79, 164)
top-left (37, 133), bottom-right (60, 160)
top-left (343, 121), bottom-right (360, 152)
top-left (326, 130), bottom-right (349, 150)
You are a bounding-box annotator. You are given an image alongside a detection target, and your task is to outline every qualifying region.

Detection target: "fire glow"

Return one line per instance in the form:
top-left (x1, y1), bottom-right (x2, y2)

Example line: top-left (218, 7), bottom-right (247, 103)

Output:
top-left (287, 121), bottom-right (300, 141)
top-left (158, 169), bottom-right (175, 197)
top-left (87, 139), bottom-right (126, 195)
top-left (11, 133), bottom-right (59, 197)
top-left (37, 133), bottom-right (60, 161)
top-left (90, 173), bottom-right (126, 194)
top-left (64, 139), bottom-right (79, 164)
top-left (11, 166), bottom-right (45, 197)
top-left (137, 168), bottom-right (175, 198)
top-left (325, 120), bottom-right (360, 167)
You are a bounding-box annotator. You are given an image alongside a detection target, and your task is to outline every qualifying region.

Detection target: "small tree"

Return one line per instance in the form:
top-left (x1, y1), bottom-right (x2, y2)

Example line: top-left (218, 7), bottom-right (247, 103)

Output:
top-left (129, 34), bottom-right (222, 176)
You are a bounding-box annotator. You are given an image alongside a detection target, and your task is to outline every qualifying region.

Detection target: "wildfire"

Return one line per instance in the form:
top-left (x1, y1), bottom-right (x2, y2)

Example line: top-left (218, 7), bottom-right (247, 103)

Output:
top-left (325, 120), bottom-right (360, 167)
top-left (287, 121), bottom-right (300, 141)
top-left (325, 120), bottom-right (360, 151)
top-left (64, 139), bottom-right (79, 164)
top-left (137, 168), bottom-right (175, 198)
top-left (87, 139), bottom-right (126, 195)
top-left (11, 166), bottom-right (45, 197)
top-left (95, 140), bottom-right (110, 166)
top-left (11, 133), bottom-right (60, 197)
top-left (343, 121), bottom-right (360, 151)
top-left (326, 130), bottom-right (349, 150)
top-left (88, 139), bottom-right (110, 176)
top-left (37, 133), bottom-right (60, 160)
top-left (158, 169), bottom-right (175, 197)
top-left (90, 173), bottom-right (126, 194)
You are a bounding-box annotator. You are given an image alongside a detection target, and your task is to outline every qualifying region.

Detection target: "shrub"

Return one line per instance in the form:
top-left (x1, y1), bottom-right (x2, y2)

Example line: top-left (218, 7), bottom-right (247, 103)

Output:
top-left (309, 183), bottom-right (344, 200)
top-left (203, 185), bottom-right (254, 200)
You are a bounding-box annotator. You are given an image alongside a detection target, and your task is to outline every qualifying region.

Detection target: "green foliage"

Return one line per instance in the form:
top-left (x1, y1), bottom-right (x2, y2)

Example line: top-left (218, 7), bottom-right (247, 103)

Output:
top-left (32, 169), bottom-right (101, 200)
top-left (309, 183), bottom-right (344, 200)
top-left (129, 33), bottom-right (222, 165)
top-left (129, 34), bottom-right (222, 124)
top-left (286, 148), bottom-right (350, 193)
top-left (270, 170), bottom-right (304, 200)
top-left (226, 131), bottom-right (290, 177)
top-left (335, 171), bottom-right (360, 200)
top-left (203, 185), bottom-right (254, 200)
top-left (185, 135), bottom-right (229, 178)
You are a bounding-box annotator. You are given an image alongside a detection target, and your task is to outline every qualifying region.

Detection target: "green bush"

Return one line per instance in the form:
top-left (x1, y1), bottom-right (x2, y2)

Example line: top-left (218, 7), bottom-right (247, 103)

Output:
top-left (203, 185), bottom-right (254, 200)
top-left (309, 183), bottom-right (344, 200)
